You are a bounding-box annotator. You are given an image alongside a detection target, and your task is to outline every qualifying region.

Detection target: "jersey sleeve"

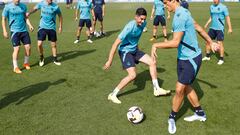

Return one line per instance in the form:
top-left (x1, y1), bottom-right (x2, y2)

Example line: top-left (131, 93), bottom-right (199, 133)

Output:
top-left (56, 6), bottom-right (61, 15)
top-left (35, 2), bottom-right (42, 10)
top-left (223, 6), bottom-right (229, 16)
top-left (173, 14), bottom-right (186, 32)
top-left (2, 6), bottom-right (9, 17)
top-left (118, 23), bottom-right (132, 41)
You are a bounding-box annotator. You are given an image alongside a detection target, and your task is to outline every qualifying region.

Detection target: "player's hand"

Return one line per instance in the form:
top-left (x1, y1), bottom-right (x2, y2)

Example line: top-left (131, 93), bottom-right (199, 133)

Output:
top-left (102, 12), bottom-right (105, 17)
top-left (228, 28), bottom-right (232, 34)
top-left (3, 31), bottom-right (8, 39)
top-left (103, 60), bottom-right (112, 70)
top-left (75, 17), bottom-right (78, 21)
top-left (92, 16), bottom-right (96, 21)
top-left (150, 15), bottom-right (153, 21)
top-left (210, 41), bottom-right (220, 53)
top-left (204, 24), bottom-right (208, 29)
top-left (26, 12), bottom-right (30, 18)
top-left (58, 27), bottom-right (62, 34)
top-left (29, 25), bottom-right (34, 32)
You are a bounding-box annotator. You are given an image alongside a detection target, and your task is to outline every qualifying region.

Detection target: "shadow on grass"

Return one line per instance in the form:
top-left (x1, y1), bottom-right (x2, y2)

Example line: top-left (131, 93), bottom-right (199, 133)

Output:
top-left (0, 79), bottom-right (66, 109)
top-left (118, 67), bottom-right (166, 97)
top-left (176, 78), bottom-right (217, 120)
top-left (31, 50), bottom-right (96, 67)
top-left (156, 32), bottom-right (173, 40)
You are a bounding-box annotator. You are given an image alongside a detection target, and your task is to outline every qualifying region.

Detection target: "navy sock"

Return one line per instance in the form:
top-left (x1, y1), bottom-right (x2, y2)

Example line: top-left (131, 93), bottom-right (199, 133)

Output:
top-left (195, 106), bottom-right (205, 116)
top-left (206, 53), bottom-right (211, 57)
top-left (77, 36), bottom-right (80, 40)
top-left (219, 57), bottom-right (224, 60)
top-left (153, 35), bottom-right (156, 39)
top-left (169, 110), bottom-right (177, 120)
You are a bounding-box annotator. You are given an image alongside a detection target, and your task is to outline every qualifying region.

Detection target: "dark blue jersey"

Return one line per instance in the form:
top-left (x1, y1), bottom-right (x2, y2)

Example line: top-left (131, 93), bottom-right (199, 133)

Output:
top-left (92, 0), bottom-right (105, 13)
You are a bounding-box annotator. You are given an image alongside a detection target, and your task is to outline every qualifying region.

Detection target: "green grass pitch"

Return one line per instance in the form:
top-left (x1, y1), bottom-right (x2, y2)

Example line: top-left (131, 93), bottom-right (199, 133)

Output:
top-left (0, 2), bottom-right (240, 135)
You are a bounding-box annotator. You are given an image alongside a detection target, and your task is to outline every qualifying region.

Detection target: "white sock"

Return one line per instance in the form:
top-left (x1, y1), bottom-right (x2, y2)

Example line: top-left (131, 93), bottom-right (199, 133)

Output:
top-left (152, 79), bottom-right (160, 89)
top-left (13, 60), bottom-right (18, 69)
top-left (112, 88), bottom-right (120, 96)
top-left (24, 56), bottom-right (29, 64)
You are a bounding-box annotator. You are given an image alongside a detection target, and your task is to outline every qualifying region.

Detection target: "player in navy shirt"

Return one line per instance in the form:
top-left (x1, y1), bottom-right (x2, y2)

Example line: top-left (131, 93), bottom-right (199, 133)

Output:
top-left (2, 0), bottom-right (34, 73)
top-left (104, 8), bottom-right (170, 104)
top-left (151, 0), bottom-right (219, 134)
top-left (202, 0), bottom-right (232, 65)
top-left (91, 0), bottom-right (105, 36)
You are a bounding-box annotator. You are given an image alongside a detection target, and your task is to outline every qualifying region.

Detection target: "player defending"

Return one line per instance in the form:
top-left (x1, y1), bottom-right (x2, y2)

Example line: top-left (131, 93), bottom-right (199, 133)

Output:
top-left (103, 8), bottom-right (170, 104)
top-left (74, 0), bottom-right (95, 44)
top-left (150, 0), bottom-right (170, 42)
top-left (91, 0), bottom-right (105, 36)
top-left (202, 0), bottom-right (232, 65)
top-left (27, 0), bottom-right (63, 67)
top-left (151, 0), bottom-right (219, 134)
top-left (2, 0), bottom-right (34, 74)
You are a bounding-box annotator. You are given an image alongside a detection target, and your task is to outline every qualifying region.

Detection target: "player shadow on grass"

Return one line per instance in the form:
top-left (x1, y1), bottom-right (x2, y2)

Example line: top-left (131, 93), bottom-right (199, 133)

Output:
top-left (0, 79), bottom-right (66, 110)
top-left (118, 67), bottom-right (166, 97)
top-left (31, 50), bottom-right (96, 67)
top-left (176, 78), bottom-right (217, 120)
top-left (156, 32), bottom-right (173, 40)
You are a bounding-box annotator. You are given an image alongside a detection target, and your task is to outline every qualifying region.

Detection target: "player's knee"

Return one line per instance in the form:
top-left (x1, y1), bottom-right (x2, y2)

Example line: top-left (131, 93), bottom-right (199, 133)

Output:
top-left (175, 88), bottom-right (185, 96)
top-left (128, 72), bottom-right (137, 80)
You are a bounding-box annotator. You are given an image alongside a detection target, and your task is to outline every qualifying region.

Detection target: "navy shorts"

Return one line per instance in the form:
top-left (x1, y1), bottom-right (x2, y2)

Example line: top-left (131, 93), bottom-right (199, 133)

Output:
top-left (177, 54), bottom-right (202, 85)
top-left (11, 31), bottom-right (31, 47)
top-left (66, 0), bottom-right (73, 4)
top-left (94, 12), bottom-right (103, 22)
top-left (38, 28), bottom-right (57, 42)
top-left (79, 19), bottom-right (92, 28)
top-left (119, 50), bottom-right (145, 69)
top-left (208, 28), bottom-right (224, 41)
top-left (153, 15), bottom-right (166, 26)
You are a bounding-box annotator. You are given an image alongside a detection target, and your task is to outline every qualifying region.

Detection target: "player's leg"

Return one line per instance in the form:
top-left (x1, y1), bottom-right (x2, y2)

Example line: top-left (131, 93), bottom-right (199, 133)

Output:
top-left (138, 52), bottom-right (170, 96)
top-left (86, 19), bottom-right (93, 43)
top-left (108, 52), bottom-right (137, 104)
top-left (98, 13), bottom-right (105, 36)
top-left (48, 29), bottom-right (61, 66)
top-left (183, 85), bottom-right (207, 122)
top-left (160, 15), bottom-right (168, 42)
top-left (150, 16), bottom-right (159, 41)
top-left (11, 32), bottom-right (22, 73)
top-left (202, 28), bottom-right (215, 61)
top-left (108, 67), bottom-right (137, 104)
top-left (92, 12), bottom-right (97, 36)
top-left (37, 29), bottom-right (47, 66)
top-left (22, 31), bottom-right (31, 70)
top-left (74, 19), bottom-right (84, 44)
top-left (216, 30), bottom-right (224, 65)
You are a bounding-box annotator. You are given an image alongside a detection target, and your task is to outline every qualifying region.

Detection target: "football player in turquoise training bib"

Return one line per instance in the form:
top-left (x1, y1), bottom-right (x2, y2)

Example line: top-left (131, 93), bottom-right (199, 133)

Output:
top-left (103, 8), bottom-right (170, 104)
top-left (2, 0), bottom-right (34, 74)
top-left (27, 0), bottom-right (63, 67)
top-left (151, 0), bottom-right (219, 134)
top-left (150, 0), bottom-right (170, 42)
top-left (203, 0), bottom-right (232, 65)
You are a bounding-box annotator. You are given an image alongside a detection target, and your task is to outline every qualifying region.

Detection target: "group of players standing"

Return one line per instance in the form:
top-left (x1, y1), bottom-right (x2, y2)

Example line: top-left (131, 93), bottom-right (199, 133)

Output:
top-left (2, 0), bottom-right (105, 73)
top-left (2, 0), bottom-right (232, 134)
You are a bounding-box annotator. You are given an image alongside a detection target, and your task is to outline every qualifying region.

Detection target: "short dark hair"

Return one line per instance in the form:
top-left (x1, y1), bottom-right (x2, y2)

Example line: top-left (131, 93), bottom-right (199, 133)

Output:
top-left (136, 7), bottom-right (147, 16)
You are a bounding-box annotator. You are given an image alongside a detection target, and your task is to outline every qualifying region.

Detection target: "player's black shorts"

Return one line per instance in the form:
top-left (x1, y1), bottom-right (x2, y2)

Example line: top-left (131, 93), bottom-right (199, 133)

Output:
top-left (66, 0), bottom-right (73, 4)
top-left (153, 15), bottom-right (166, 26)
top-left (119, 50), bottom-right (145, 69)
top-left (11, 31), bottom-right (31, 47)
top-left (79, 19), bottom-right (92, 28)
top-left (94, 12), bottom-right (103, 22)
top-left (177, 54), bottom-right (202, 85)
top-left (38, 28), bottom-right (57, 42)
top-left (208, 28), bottom-right (224, 41)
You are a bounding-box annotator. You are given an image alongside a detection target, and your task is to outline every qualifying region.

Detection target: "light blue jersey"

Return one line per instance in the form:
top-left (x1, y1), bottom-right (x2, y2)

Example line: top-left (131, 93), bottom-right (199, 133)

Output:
top-left (172, 7), bottom-right (201, 60)
top-left (77, 0), bottom-right (92, 19)
top-left (35, 1), bottom-right (61, 30)
top-left (2, 2), bottom-right (27, 32)
top-left (210, 3), bottom-right (229, 31)
top-left (154, 0), bottom-right (165, 16)
top-left (118, 20), bottom-right (146, 53)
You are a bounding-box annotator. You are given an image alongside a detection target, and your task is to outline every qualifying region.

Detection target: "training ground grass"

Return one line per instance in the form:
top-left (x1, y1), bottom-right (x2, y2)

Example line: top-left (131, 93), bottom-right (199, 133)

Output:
top-left (0, 2), bottom-right (240, 135)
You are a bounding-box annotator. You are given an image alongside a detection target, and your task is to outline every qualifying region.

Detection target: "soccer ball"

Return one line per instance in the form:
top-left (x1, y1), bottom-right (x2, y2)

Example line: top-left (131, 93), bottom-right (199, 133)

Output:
top-left (127, 106), bottom-right (144, 124)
